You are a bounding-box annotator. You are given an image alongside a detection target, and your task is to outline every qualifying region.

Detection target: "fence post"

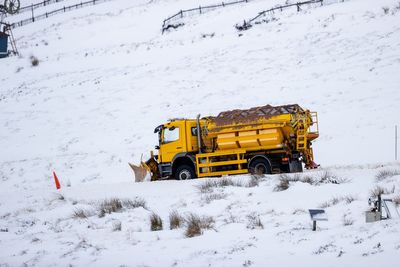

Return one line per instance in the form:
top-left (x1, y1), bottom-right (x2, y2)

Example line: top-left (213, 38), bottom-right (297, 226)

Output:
top-left (46, 12), bottom-right (48, 18)
top-left (180, 10), bottom-right (183, 18)
top-left (222, 2), bottom-right (225, 7)
top-left (64, 6), bottom-right (65, 12)
top-left (297, 3), bottom-right (300, 12)
top-left (199, 6), bottom-right (202, 14)
top-left (31, 4), bottom-right (35, 22)
top-left (321, 0), bottom-right (323, 6)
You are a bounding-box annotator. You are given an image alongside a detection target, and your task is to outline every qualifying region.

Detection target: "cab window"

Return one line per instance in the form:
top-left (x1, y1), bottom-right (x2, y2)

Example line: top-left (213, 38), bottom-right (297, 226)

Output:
top-left (163, 127), bottom-right (179, 143)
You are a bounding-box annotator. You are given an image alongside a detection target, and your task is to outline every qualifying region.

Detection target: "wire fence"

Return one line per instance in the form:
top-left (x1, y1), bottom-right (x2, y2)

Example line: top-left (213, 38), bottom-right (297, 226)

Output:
top-left (18, 0), bottom-right (67, 14)
top-left (161, 0), bottom-right (346, 33)
top-left (10, 0), bottom-right (111, 28)
top-left (162, 0), bottom-right (252, 33)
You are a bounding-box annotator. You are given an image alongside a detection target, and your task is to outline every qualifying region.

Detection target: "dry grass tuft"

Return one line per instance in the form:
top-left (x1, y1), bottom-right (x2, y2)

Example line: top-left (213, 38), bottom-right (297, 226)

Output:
top-left (169, 210), bottom-right (184, 230)
top-left (150, 212), bottom-right (163, 231)
top-left (342, 214), bottom-right (354, 226)
top-left (375, 169), bottom-right (400, 181)
top-left (274, 176), bottom-right (290, 192)
top-left (98, 198), bottom-right (123, 217)
top-left (112, 220), bottom-right (122, 231)
top-left (246, 213), bottom-right (264, 229)
top-left (122, 198), bottom-right (147, 210)
top-left (30, 56), bottom-right (39, 67)
top-left (246, 175), bottom-right (261, 187)
top-left (370, 185), bottom-right (394, 198)
top-left (72, 208), bottom-right (94, 219)
top-left (393, 196), bottom-right (400, 206)
top-left (196, 177), bottom-right (243, 193)
top-left (203, 192), bottom-right (227, 203)
top-left (319, 194), bottom-right (357, 208)
top-left (184, 213), bottom-right (215, 238)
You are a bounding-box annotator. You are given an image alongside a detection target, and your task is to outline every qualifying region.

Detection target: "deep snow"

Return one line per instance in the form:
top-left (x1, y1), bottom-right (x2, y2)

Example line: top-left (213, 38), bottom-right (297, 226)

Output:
top-left (1, 0), bottom-right (400, 266)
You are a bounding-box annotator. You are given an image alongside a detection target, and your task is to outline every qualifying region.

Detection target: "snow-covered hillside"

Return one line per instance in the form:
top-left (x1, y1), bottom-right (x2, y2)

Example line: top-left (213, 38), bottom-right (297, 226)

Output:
top-left (1, 0), bottom-right (400, 266)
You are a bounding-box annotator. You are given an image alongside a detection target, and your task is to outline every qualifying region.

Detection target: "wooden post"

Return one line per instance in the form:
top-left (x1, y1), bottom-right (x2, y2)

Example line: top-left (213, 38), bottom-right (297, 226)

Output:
top-left (297, 3), bottom-right (300, 12)
top-left (199, 6), bottom-right (202, 14)
top-left (31, 4), bottom-right (35, 22)
top-left (180, 10), bottom-right (183, 18)
top-left (312, 220), bottom-right (316, 231)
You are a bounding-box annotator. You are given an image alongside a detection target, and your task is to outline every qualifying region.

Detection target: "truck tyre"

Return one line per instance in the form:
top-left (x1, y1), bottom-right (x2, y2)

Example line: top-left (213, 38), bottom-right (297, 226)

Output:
top-left (249, 158), bottom-right (271, 175)
top-left (289, 160), bottom-right (303, 173)
top-left (175, 165), bottom-right (196, 180)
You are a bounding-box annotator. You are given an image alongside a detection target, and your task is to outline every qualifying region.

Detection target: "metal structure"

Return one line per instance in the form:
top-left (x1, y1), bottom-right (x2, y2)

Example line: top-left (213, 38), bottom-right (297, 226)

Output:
top-left (0, 22), bottom-right (18, 56)
top-left (0, 0), bottom-right (20, 15)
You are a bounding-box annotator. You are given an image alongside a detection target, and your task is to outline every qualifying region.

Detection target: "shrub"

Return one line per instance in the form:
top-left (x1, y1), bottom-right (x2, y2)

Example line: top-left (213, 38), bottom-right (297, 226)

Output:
top-left (169, 210), bottom-right (184, 230)
top-left (150, 213), bottom-right (163, 231)
top-left (184, 213), bottom-right (215, 238)
top-left (375, 169), bottom-right (400, 181)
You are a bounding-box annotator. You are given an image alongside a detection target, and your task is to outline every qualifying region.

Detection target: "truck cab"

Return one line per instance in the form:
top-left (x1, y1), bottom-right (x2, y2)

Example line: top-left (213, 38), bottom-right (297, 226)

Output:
top-left (153, 119), bottom-right (202, 179)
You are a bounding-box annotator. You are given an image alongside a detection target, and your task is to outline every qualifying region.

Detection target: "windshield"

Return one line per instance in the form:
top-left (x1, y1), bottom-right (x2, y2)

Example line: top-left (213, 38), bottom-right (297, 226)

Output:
top-left (163, 127), bottom-right (179, 143)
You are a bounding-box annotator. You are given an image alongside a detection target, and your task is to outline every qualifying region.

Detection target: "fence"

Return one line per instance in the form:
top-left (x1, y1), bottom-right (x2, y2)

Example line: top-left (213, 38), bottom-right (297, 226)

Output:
top-left (11, 0), bottom-right (111, 28)
top-left (247, 0), bottom-right (322, 24)
top-left (17, 0), bottom-right (67, 15)
top-left (162, 0), bottom-right (252, 33)
top-left (162, 0), bottom-right (328, 33)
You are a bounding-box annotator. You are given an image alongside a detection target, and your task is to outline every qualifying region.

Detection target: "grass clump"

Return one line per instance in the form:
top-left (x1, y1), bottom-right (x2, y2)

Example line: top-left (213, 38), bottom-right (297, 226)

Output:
top-left (122, 197), bottom-right (147, 210)
top-left (342, 214), bottom-right (354, 226)
top-left (370, 185), bottom-right (395, 198)
top-left (196, 177), bottom-right (243, 193)
top-left (150, 212), bottom-right (163, 231)
top-left (98, 198), bottom-right (123, 217)
top-left (72, 208), bottom-right (94, 219)
top-left (246, 213), bottom-right (264, 229)
top-left (375, 169), bottom-right (400, 181)
top-left (169, 210), bottom-right (184, 230)
top-left (184, 213), bottom-right (215, 238)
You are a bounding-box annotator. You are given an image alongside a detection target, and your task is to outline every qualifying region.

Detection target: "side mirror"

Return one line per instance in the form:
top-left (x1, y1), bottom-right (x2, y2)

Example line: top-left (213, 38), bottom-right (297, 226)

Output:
top-left (155, 145), bottom-right (160, 150)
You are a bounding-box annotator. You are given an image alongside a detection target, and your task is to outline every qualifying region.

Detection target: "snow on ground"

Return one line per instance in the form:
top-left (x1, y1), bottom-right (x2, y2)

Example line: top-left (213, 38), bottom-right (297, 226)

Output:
top-left (1, 0), bottom-right (400, 266)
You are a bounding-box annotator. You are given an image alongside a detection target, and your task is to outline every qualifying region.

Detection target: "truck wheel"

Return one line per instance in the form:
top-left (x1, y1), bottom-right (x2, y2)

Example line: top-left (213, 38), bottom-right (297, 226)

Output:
top-left (249, 158), bottom-right (271, 175)
top-left (175, 165), bottom-right (195, 180)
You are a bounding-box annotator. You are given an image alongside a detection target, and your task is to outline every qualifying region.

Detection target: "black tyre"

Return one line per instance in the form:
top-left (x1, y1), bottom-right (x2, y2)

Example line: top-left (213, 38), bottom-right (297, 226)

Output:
top-left (175, 164), bottom-right (196, 180)
top-left (289, 160), bottom-right (303, 173)
top-left (249, 158), bottom-right (271, 175)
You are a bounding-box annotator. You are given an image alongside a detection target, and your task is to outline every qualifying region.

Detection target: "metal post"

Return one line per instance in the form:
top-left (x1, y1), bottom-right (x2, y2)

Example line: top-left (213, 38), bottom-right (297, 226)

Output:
top-left (312, 220), bottom-right (316, 231)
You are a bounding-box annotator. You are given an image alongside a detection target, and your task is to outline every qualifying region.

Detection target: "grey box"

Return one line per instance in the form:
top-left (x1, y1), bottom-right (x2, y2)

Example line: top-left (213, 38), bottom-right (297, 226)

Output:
top-left (365, 211), bottom-right (381, 223)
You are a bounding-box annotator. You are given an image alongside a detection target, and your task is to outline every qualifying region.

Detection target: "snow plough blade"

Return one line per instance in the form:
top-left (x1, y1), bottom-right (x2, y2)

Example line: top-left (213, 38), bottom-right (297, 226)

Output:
top-left (128, 162), bottom-right (147, 182)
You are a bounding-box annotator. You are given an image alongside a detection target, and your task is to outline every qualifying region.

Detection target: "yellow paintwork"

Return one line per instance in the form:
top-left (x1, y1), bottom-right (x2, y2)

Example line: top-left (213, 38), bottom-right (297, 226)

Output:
top-left (154, 108), bottom-right (318, 177)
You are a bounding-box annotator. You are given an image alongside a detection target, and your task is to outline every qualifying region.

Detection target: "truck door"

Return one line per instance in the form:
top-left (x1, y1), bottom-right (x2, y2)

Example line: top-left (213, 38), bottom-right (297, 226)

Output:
top-left (159, 123), bottom-right (185, 163)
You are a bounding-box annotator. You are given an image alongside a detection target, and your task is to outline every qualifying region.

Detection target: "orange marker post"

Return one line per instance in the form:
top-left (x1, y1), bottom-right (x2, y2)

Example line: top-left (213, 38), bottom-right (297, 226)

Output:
top-left (53, 171), bottom-right (61, 190)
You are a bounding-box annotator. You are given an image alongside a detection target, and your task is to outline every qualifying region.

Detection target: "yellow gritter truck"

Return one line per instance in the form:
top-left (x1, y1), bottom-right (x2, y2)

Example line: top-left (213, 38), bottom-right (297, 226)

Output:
top-left (132, 104), bottom-right (319, 181)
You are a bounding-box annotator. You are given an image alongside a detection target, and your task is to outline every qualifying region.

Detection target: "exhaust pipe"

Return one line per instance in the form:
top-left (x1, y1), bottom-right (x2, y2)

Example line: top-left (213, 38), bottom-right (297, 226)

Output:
top-left (196, 114), bottom-right (202, 153)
